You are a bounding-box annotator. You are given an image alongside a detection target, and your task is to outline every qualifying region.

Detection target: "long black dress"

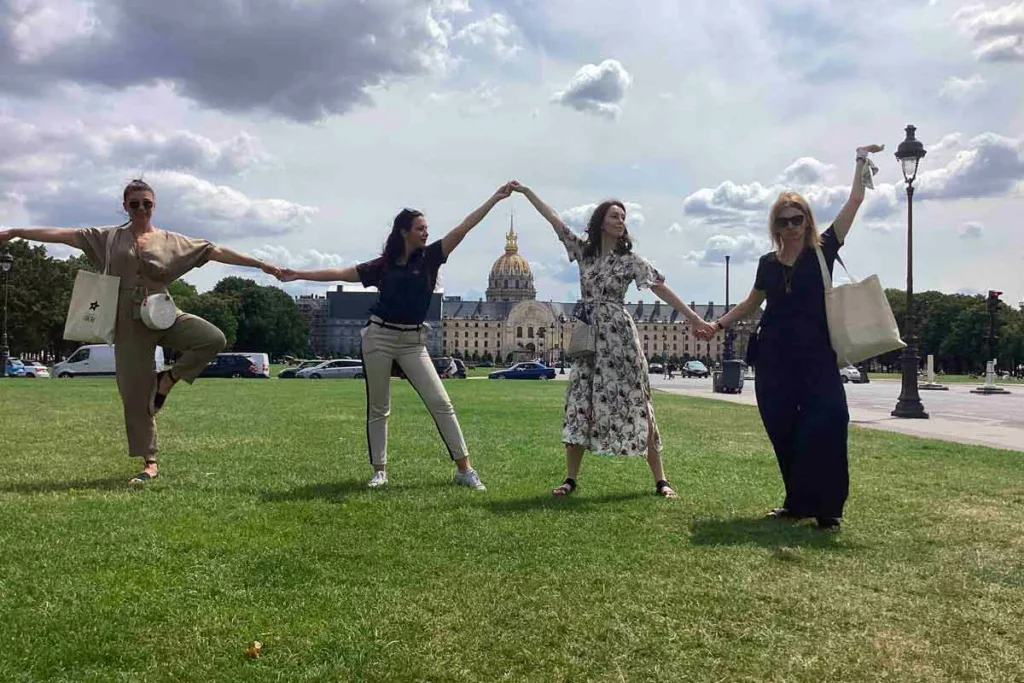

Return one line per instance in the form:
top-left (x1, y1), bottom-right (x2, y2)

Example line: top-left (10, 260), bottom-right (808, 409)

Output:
top-left (752, 226), bottom-right (850, 521)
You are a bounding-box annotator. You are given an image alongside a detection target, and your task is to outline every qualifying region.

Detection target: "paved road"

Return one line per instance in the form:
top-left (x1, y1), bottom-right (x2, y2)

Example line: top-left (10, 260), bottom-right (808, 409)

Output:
top-left (645, 375), bottom-right (1024, 452)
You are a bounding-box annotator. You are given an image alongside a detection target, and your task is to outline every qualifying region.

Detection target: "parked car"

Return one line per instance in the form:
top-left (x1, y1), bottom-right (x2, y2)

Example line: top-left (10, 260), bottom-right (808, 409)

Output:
top-left (17, 359), bottom-right (49, 378)
top-left (839, 365), bottom-right (868, 383)
top-left (297, 358), bottom-right (364, 379)
top-left (199, 353), bottom-right (260, 378)
top-left (489, 362), bottom-right (556, 380)
top-left (52, 344), bottom-right (164, 378)
top-left (682, 360), bottom-right (710, 378)
top-left (278, 360), bottom-right (322, 379)
top-left (4, 358), bottom-right (26, 377)
top-left (235, 352), bottom-right (270, 378)
top-left (649, 363), bottom-right (664, 374)
top-left (477, 361), bottom-right (494, 368)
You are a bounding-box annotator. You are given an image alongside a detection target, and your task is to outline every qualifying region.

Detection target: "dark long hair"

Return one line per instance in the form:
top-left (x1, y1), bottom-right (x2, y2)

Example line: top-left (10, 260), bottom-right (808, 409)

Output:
top-left (123, 178), bottom-right (154, 201)
top-left (381, 208), bottom-right (423, 266)
top-left (582, 200), bottom-right (633, 259)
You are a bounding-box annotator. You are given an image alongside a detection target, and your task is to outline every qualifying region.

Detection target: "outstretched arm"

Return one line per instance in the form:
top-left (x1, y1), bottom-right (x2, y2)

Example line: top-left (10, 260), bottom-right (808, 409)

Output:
top-left (832, 144), bottom-right (884, 243)
top-left (510, 182), bottom-right (569, 236)
top-left (712, 288), bottom-right (766, 336)
top-left (0, 226), bottom-right (82, 248)
top-left (651, 282), bottom-right (718, 339)
top-left (441, 182), bottom-right (513, 257)
top-left (209, 245), bottom-right (280, 276)
top-left (277, 265), bottom-right (361, 283)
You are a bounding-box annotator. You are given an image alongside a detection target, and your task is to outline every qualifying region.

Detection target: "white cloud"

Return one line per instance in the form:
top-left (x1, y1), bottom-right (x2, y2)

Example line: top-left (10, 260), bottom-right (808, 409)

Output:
top-left (251, 245), bottom-right (348, 270)
top-left (953, 1), bottom-right (1024, 62)
top-left (684, 233), bottom-right (767, 268)
top-left (454, 13), bottom-right (523, 60)
top-left (940, 74), bottom-right (986, 99)
top-left (959, 221), bottom-right (984, 238)
top-left (458, 82), bottom-right (502, 117)
top-left (551, 59), bottom-right (632, 119)
top-left (777, 157), bottom-right (835, 185)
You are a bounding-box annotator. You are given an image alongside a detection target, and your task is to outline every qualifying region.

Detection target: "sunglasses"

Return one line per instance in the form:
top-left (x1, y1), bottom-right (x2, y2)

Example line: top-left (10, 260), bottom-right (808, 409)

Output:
top-left (773, 214), bottom-right (805, 229)
top-left (128, 200), bottom-right (154, 210)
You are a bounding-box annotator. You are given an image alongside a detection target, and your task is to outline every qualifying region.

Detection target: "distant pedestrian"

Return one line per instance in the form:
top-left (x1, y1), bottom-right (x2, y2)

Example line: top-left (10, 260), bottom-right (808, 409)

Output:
top-left (709, 144), bottom-right (884, 531)
top-left (277, 183), bottom-right (513, 489)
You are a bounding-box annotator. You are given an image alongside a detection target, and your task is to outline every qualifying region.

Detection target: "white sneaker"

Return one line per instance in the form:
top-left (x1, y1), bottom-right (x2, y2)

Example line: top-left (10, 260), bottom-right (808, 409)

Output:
top-left (454, 468), bottom-right (486, 491)
top-left (368, 471), bottom-right (388, 488)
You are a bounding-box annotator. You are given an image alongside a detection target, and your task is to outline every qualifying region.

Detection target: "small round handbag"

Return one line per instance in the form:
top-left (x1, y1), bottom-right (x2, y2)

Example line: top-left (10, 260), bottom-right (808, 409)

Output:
top-left (140, 292), bottom-right (177, 331)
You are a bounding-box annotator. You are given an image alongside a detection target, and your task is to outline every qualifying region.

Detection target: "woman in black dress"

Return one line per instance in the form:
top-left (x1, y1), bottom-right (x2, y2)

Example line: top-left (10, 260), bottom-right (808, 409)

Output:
top-left (710, 144), bottom-right (884, 530)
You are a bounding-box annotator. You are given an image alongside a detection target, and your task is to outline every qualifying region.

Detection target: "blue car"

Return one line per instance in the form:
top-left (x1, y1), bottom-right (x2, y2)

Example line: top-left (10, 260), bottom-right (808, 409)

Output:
top-left (3, 358), bottom-right (26, 377)
top-left (489, 361), bottom-right (556, 380)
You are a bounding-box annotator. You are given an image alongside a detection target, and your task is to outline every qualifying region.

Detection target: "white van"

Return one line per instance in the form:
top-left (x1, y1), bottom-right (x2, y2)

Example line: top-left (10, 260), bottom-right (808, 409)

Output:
top-left (51, 344), bottom-right (165, 378)
top-left (235, 352), bottom-right (270, 378)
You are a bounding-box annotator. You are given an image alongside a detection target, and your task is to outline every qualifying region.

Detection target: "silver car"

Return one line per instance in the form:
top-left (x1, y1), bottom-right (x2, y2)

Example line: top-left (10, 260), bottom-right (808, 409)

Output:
top-left (296, 358), bottom-right (365, 379)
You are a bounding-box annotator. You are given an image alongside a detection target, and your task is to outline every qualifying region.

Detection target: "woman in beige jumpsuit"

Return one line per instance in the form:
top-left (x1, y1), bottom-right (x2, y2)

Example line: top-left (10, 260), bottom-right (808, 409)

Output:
top-left (0, 179), bottom-right (280, 484)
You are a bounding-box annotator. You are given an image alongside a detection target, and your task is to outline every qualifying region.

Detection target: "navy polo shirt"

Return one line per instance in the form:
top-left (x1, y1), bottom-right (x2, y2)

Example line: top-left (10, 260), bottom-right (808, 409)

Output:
top-left (356, 240), bottom-right (447, 325)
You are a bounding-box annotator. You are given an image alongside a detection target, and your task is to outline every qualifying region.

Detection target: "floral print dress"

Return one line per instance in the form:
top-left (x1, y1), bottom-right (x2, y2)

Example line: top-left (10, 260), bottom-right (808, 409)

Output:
top-left (557, 223), bottom-right (665, 456)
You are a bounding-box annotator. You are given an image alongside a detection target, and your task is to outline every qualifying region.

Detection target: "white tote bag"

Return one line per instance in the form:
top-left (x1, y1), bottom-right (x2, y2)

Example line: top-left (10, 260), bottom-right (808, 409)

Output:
top-left (814, 244), bottom-right (905, 367)
top-left (63, 229), bottom-right (121, 344)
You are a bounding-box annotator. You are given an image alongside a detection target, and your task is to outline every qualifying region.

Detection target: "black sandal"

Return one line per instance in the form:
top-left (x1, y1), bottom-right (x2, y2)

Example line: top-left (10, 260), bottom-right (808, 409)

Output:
top-left (152, 370), bottom-right (177, 415)
top-left (655, 479), bottom-right (678, 499)
top-left (765, 507), bottom-right (809, 520)
top-left (816, 517), bottom-right (841, 532)
top-left (552, 478), bottom-right (576, 496)
top-left (128, 471), bottom-right (158, 485)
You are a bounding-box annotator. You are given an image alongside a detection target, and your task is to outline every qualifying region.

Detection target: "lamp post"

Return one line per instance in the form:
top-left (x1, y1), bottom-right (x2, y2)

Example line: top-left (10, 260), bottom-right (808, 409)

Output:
top-left (559, 313), bottom-right (568, 373)
top-left (891, 125), bottom-right (929, 419)
top-left (722, 254), bottom-right (735, 361)
top-left (0, 251), bottom-right (12, 378)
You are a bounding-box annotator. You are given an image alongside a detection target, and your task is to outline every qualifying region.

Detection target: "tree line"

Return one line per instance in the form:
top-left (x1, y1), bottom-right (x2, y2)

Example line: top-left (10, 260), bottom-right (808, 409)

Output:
top-left (1, 241), bottom-right (309, 361)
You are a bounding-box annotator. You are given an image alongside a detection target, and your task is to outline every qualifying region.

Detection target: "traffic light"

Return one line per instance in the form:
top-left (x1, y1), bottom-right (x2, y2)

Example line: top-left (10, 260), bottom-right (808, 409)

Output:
top-left (987, 290), bottom-right (1003, 313)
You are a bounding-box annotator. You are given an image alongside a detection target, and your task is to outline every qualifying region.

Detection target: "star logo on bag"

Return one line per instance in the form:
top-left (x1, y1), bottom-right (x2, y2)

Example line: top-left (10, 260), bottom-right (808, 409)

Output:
top-left (89, 301), bottom-right (100, 311)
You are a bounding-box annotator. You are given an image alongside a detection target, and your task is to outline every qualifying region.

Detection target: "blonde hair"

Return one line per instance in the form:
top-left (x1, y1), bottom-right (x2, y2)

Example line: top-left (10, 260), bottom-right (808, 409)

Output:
top-left (768, 191), bottom-right (821, 252)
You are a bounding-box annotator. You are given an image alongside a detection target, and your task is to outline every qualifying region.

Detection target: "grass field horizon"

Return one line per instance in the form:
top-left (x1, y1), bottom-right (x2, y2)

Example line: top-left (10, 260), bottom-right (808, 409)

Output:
top-left (1, 377), bottom-right (1022, 682)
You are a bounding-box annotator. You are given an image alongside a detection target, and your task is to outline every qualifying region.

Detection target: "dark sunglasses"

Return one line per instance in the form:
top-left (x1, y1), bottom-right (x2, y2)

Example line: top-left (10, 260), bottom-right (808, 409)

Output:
top-left (128, 200), bottom-right (154, 210)
top-left (773, 214), bottom-right (805, 229)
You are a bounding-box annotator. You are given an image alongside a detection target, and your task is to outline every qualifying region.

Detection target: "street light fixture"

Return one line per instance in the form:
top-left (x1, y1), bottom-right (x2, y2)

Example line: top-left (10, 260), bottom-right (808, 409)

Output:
top-left (891, 125), bottom-right (929, 419)
top-left (0, 251), bottom-right (13, 378)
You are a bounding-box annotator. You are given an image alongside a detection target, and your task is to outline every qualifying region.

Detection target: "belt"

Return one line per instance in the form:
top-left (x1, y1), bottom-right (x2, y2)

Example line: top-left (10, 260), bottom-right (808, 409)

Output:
top-left (368, 315), bottom-right (424, 332)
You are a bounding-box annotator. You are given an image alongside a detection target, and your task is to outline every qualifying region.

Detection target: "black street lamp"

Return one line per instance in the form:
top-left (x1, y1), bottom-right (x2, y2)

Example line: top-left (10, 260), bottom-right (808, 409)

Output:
top-left (722, 254), bottom-right (735, 361)
top-left (891, 125), bottom-right (929, 419)
top-left (0, 251), bottom-right (12, 378)
top-left (558, 313), bottom-right (566, 374)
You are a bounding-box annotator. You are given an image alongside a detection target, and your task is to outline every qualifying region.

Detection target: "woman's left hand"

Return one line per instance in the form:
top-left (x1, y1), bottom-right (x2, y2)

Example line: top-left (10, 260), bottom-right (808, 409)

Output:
top-left (493, 182), bottom-right (513, 201)
top-left (260, 262), bottom-right (281, 278)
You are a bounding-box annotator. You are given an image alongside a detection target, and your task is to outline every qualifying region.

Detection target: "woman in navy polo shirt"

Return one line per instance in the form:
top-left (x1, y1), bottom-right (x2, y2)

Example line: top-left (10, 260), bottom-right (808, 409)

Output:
top-left (279, 183), bottom-right (512, 489)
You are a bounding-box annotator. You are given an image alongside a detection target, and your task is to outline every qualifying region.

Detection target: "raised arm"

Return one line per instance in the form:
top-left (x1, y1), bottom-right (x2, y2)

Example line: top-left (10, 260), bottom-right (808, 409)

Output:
top-left (510, 182), bottom-right (569, 236)
top-left (650, 282), bottom-right (718, 338)
top-left (441, 182), bottom-right (513, 257)
top-left (208, 244), bottom-right (280, 276)
top-left (832, 144), bottom-right (884, 243)
top-left (0, 226), bottom-right (82, 248)
top-left (276, 265), bottom-right (361, 283)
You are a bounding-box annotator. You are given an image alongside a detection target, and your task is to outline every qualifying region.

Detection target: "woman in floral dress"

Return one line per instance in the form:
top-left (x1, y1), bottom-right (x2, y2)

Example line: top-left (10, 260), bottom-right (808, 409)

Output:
top-left (512, 182), bottom-right (716, 498)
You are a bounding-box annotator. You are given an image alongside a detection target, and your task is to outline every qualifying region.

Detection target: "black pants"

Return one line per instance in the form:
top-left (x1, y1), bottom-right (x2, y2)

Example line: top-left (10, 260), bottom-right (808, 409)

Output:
top-left (755, 348), bottom-right (850, 519)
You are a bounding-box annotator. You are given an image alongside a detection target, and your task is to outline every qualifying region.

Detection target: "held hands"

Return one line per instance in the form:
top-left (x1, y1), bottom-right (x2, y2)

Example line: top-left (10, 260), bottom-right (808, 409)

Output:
top-left (275, 268), bottom-right (300, 283)
top-left (259, 261), bottom-right (282, 278)
top-left (856, 144), bottom-right (884, 157)
top-left (694, 320), bottom-right (719, 340)
top-left (509, 180), bottom-right (528, 194)
top-left (493, 181), bottom-right (514, 202)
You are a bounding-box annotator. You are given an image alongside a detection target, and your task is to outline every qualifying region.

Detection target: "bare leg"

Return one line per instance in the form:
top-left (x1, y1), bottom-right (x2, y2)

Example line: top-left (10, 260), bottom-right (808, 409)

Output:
top-left (645, 422), bottom-right (677, 498)
top-left (553, 443), bottom-right (585, 495)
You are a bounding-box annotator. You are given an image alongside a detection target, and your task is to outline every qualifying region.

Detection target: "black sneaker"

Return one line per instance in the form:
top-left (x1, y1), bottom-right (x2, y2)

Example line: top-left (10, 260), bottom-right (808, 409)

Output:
top-left (816, 517), bottom-right (841, 532)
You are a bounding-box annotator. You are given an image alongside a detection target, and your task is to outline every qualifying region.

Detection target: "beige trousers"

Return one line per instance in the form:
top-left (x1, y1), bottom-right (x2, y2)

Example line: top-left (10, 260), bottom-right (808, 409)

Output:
top-left (360, 320), bottom-right (469, 467)
top-left (115, 289), bottom-right (226, 460)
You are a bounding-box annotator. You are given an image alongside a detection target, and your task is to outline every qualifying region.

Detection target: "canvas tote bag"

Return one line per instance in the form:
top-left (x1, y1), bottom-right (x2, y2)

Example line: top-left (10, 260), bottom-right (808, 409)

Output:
top-left (813, 243), bottom-right (905, 367)
top-left (566, 301), bottom-right (597, 359)
top-left (64, 228), bottom-right (121, 344)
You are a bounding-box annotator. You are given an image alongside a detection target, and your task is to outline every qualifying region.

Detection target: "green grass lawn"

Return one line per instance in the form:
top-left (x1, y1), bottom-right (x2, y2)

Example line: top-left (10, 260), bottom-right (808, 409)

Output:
top-left (869, 371), bottom-right (1024, 384)
top-left (1, 378), bottom-right (1022, 682)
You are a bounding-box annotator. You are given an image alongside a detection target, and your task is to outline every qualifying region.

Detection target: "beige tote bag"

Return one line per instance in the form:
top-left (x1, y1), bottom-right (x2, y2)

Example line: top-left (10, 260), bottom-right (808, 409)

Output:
top-left (64, 229), bottom-right (121, 344)
top-left (814, 244), bottom-right (905, 367)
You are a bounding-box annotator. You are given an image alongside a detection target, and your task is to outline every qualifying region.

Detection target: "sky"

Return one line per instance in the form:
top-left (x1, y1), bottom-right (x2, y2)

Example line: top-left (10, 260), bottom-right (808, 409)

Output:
top-left (1, 0), bottom-right (1023, 307)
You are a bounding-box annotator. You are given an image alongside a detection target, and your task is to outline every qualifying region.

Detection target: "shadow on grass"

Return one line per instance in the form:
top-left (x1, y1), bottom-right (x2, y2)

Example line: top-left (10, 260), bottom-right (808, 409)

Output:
top-left (258, 480), bottom-right (371, 503)
top-left (0, 476), bottom-right (129, 494)
top-left (689, 517), bottom-right (858, 550)
top-left (486, 490), bottom-right (649, 514)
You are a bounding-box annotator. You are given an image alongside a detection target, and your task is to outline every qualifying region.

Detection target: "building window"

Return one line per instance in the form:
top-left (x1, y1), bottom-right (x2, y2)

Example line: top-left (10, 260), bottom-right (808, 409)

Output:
top-left (528, 326), bottom-right (534, 337)
top-left (475, 332), bottom-right (478, 338)
top-left (465, 331), bottom-right (469, 338)
top-left (516, 326), bottom-right (523, 338)
top-left (475, 323), bottom-right (479, 327)
top-left (484, 341), bottom-right (488, 348)
top-left (504, 280), bottom-right (509, 288)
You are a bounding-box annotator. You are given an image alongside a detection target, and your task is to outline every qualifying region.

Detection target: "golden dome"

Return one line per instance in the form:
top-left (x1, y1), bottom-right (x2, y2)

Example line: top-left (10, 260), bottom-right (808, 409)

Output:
top-left (489, 223), bottom-right (533, 278)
